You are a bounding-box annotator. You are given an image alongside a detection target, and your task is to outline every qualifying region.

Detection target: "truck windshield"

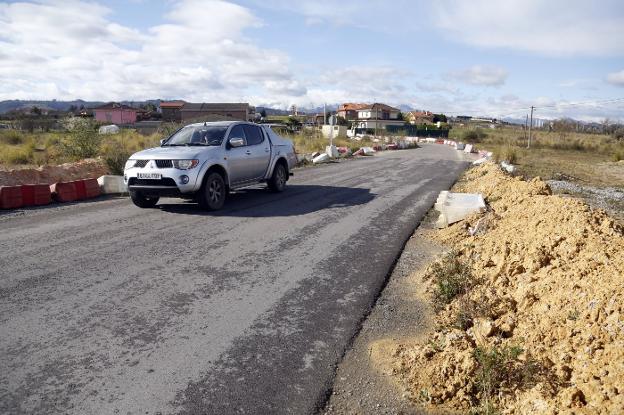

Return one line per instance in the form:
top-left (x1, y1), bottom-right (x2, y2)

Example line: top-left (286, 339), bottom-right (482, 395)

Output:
top-left (164, 126), bottom-right (228, 146)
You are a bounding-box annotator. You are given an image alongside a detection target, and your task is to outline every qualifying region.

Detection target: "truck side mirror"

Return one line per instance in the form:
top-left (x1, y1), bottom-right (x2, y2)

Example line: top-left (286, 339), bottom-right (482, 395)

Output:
top-left (228, 137), bottom-right (245, 148)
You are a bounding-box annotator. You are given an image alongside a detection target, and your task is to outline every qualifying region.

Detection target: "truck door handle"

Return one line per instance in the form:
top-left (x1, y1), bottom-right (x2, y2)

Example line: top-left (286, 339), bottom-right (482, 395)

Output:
top-left (245, 150), bottom-right (251, 155)
top-left (265, 148), bottom-right (270, 152)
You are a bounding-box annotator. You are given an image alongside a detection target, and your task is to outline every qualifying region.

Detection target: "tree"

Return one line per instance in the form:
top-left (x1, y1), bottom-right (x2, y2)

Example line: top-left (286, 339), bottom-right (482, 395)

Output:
top-left (31, 106), bottom-right (42, 116)
top-left (433, 113), bottom-right (447, 123)
top-left (285, 116), bottom-right (302, 130)
top-left (336, 115), bottom-right (348, 126)
top-left (260, 109), bottom-right (267, 118)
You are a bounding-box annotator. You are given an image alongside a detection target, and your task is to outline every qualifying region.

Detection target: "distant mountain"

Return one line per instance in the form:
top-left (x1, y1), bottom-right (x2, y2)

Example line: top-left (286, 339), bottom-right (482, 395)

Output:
top-left (0, 99), bottom-right (162, 114)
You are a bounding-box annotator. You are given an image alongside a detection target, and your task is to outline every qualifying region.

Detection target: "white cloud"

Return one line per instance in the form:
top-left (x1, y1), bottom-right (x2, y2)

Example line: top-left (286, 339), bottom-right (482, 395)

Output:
top-left (433, 0), bottom-right (624, 56)
top-left (607, 70), bottom-right (624, 87)
top-left (446, 65), bottom-right (508, 86)
top-left (0, 0), bottom-right (298, 101)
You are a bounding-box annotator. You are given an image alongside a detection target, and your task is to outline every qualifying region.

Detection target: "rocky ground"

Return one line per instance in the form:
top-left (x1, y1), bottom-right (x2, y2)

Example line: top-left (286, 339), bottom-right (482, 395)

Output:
top-left (548, 179), bottom-right (624, 224)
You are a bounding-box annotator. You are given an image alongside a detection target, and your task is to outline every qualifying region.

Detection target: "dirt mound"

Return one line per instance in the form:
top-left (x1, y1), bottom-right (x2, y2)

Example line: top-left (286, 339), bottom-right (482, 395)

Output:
top-left (393, 163), bottom-right (624, 414)
top-left (0, 159), bottom-right (109, 186)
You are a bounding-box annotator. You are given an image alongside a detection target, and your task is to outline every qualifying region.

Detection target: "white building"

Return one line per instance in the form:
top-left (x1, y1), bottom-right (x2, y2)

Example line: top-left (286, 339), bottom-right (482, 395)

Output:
top-left (354, 103), bottom-right (405, 130)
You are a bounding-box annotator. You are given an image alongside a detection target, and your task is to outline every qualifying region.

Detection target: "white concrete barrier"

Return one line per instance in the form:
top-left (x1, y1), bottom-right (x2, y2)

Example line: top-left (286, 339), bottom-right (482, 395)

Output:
top-left (325, 145), bottom-right (339, 158)
top-left (98, 175), bottom-right (127, 194)
top-left (434, 191), bottom-right (486, 227)
top-left (361, 147), bottom-right (376, 156)
top-left (312, 153), bottom-right (330, 164)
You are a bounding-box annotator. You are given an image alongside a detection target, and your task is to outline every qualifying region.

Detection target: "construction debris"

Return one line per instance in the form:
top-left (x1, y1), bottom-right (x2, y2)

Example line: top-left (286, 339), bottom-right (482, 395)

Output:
top-left (434, 191), bottom-right (487, 228)
top-left (500, 161), bottom-right (516, 174)
top-left (312, 153), bottom-right (330, 164)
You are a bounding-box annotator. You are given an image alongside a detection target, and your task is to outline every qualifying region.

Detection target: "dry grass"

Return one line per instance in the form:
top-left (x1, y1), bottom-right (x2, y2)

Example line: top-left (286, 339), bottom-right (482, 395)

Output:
top-left (449, 126), bottom-right (624, 188)
top-left (0, 128), bottom-right (161, 169)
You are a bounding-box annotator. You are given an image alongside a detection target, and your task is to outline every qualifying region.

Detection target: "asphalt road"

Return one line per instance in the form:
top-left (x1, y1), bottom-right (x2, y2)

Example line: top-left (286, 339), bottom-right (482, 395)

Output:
top-left (0, 144), bottom-right (468, 415)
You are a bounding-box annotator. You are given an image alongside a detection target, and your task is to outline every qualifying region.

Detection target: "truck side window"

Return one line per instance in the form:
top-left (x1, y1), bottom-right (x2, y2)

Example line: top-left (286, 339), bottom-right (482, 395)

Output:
top-left (228, 125), bottom-right (247, 144)
top-left (243, 125), bottom-right (264, 146)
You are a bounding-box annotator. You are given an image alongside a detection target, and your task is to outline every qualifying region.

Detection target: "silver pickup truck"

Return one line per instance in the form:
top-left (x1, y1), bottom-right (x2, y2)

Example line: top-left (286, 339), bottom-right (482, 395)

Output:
top-left (123, 121), bottom-right (297, 210)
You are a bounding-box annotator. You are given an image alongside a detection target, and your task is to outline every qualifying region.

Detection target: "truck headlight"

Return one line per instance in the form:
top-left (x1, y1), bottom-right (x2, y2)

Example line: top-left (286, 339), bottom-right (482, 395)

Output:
top-left (173, 159), bottom-right (199, 169)
top-left (124, 159), bottom-right (136, 170)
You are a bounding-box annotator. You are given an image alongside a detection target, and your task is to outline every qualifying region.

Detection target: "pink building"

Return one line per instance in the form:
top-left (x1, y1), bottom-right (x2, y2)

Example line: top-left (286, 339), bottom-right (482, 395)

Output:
top-left (93, 103), bottom-right (140, 124)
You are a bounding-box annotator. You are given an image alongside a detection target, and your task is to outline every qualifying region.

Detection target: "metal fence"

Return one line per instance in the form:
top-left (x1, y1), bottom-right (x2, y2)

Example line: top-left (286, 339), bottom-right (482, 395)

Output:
top-left (385, 125), bottom-right (449, 138)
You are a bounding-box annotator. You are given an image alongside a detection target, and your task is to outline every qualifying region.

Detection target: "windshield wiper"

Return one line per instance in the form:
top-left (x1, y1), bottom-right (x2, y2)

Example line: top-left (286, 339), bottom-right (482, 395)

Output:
top-left (163, 143), bottom-right (186, 146)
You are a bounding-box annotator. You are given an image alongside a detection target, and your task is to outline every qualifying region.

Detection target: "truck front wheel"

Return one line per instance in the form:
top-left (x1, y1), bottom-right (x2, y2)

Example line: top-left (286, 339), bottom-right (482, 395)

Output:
top-left (130, 191), bottom-right (159, 208)
top-left (198, 172), bottom-right (226, 210)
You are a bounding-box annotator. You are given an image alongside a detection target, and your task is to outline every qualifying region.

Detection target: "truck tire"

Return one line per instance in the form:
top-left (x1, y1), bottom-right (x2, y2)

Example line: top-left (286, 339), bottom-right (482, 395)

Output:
top-left (198, 172), bottom-right (226, 210)
top-left (267, 162), bottom-right (287, 193)
top-left (130, 191), bottom-right (159, 208)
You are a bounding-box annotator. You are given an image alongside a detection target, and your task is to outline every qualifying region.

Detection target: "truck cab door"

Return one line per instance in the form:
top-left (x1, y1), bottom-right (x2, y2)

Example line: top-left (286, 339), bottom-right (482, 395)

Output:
top-left (226, 124), bottom-right (251, 184)
top-left (242, 124), bottom-right (271, 180)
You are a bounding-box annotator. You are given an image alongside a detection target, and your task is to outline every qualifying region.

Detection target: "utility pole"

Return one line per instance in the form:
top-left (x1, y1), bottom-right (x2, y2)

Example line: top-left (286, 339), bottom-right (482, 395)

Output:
top-left (374, 105), bottom-right (378, 138)
top-left (524, 114), bottom-right (528, 143)
top-left (527, 106), bottom-right (534, 149)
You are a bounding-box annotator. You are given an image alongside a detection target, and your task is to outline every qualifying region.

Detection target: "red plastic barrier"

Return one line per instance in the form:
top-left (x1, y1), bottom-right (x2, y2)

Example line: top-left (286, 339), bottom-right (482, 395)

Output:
top-left (50, 182), bottom-right (77, 203)
top-left (21, 184), bottom-right (52, 206)
top-left (72, 179), bottom-right (101, 200)
top-left (0, 186), bottom-right (23, 209)
top-left (83, 178), bottom-right (101, 199)
top-left (73, 180), bottom-right (87, 200)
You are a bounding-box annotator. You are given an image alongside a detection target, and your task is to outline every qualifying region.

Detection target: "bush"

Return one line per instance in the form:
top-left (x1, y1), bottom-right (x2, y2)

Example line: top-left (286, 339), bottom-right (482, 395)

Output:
top-left (463, 129), bottom-right (488, 143)
top-left (0, 144), bottom-right (34, 165)
top-left (0, 130), bottom-right (24, 145)
top-left (60, 121), bottom-right (101, 160)
top-left (613, 150), bottom-right (624, 162)
top-left (472, 344), bottom-right (541, 414)
top-left (494, 146), bottom-right (518, 164)
top-left (101, 144), bottom-right (131, 175)
top-left (428, 251), bottom-right (475, 308)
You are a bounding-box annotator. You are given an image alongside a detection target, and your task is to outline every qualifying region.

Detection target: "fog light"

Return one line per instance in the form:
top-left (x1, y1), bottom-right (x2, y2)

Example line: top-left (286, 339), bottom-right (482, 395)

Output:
top-left (180, 175), bottom-right (189, 184)
top-left (124, 175), bottom-right (127, 182)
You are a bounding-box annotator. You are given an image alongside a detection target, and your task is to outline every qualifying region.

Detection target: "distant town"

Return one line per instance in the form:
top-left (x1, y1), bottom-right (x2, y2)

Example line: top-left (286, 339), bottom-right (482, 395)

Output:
top-left (0, 99), bottom-right (612, 139)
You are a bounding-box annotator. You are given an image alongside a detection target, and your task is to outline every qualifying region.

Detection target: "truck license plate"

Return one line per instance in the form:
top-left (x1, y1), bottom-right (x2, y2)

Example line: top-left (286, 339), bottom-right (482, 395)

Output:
top-left (137, 172), bottom-right (162, 179)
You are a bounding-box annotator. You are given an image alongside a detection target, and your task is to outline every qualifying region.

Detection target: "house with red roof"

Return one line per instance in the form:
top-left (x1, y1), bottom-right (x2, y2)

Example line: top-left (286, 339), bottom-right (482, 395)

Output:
top-left (92, 103), bottom-right (141, 124)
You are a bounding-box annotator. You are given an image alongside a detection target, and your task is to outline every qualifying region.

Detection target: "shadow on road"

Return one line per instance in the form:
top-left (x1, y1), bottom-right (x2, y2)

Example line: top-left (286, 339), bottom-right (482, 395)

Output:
top-left (158, 184), bottom-right (376, 217)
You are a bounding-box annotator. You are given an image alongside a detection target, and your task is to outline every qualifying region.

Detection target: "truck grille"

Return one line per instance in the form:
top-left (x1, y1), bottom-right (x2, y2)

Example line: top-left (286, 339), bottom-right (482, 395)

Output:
top-left (134, 160), bottom-right (148, 168)
top-left (128, 177), bottom-right (177, 187)
top-left (155, 160), bottom-right (173, 168)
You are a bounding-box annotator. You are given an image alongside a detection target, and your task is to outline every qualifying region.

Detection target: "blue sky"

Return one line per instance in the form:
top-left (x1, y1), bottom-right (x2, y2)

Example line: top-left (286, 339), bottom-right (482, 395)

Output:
top-left (1, 0), bottom-right (623, 121)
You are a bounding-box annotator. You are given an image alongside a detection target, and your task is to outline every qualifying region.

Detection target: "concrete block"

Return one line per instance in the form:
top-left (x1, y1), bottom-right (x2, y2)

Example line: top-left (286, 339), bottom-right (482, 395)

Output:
top-left (312, 153), bottom-right (330, 164)
top-left (325, 145), bottom-right (339, 158)
top-left (435, 191), bottom-right (486, 227)
top-left (97, 175), bottom-right (127, 194)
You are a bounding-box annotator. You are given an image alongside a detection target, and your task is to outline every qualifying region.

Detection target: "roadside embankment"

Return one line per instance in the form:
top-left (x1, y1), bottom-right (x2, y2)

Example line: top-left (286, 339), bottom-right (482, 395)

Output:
top-left (0, 158), bottom-right (108, 186)
top-left (391, 163), bottom-right (624, 414)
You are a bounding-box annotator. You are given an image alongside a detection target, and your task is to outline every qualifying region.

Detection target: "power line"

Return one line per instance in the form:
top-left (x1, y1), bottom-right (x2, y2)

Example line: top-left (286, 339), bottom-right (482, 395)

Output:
top-left (422, 97), bottom-right (624, 119)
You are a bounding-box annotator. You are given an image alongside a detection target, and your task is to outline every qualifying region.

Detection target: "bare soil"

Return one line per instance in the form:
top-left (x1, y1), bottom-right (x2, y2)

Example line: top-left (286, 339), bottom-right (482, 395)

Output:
top-left (391, 163), bottom-right (624, 414)
top-left (0, 158), bottom-right (109, 186)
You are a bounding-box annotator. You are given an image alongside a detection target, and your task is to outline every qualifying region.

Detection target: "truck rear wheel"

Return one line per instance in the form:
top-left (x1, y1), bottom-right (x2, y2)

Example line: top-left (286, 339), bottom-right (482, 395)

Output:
top-left (268, 163), bottom-right (287, 193)
top-left (198, 172), bottom-right (226, 210)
